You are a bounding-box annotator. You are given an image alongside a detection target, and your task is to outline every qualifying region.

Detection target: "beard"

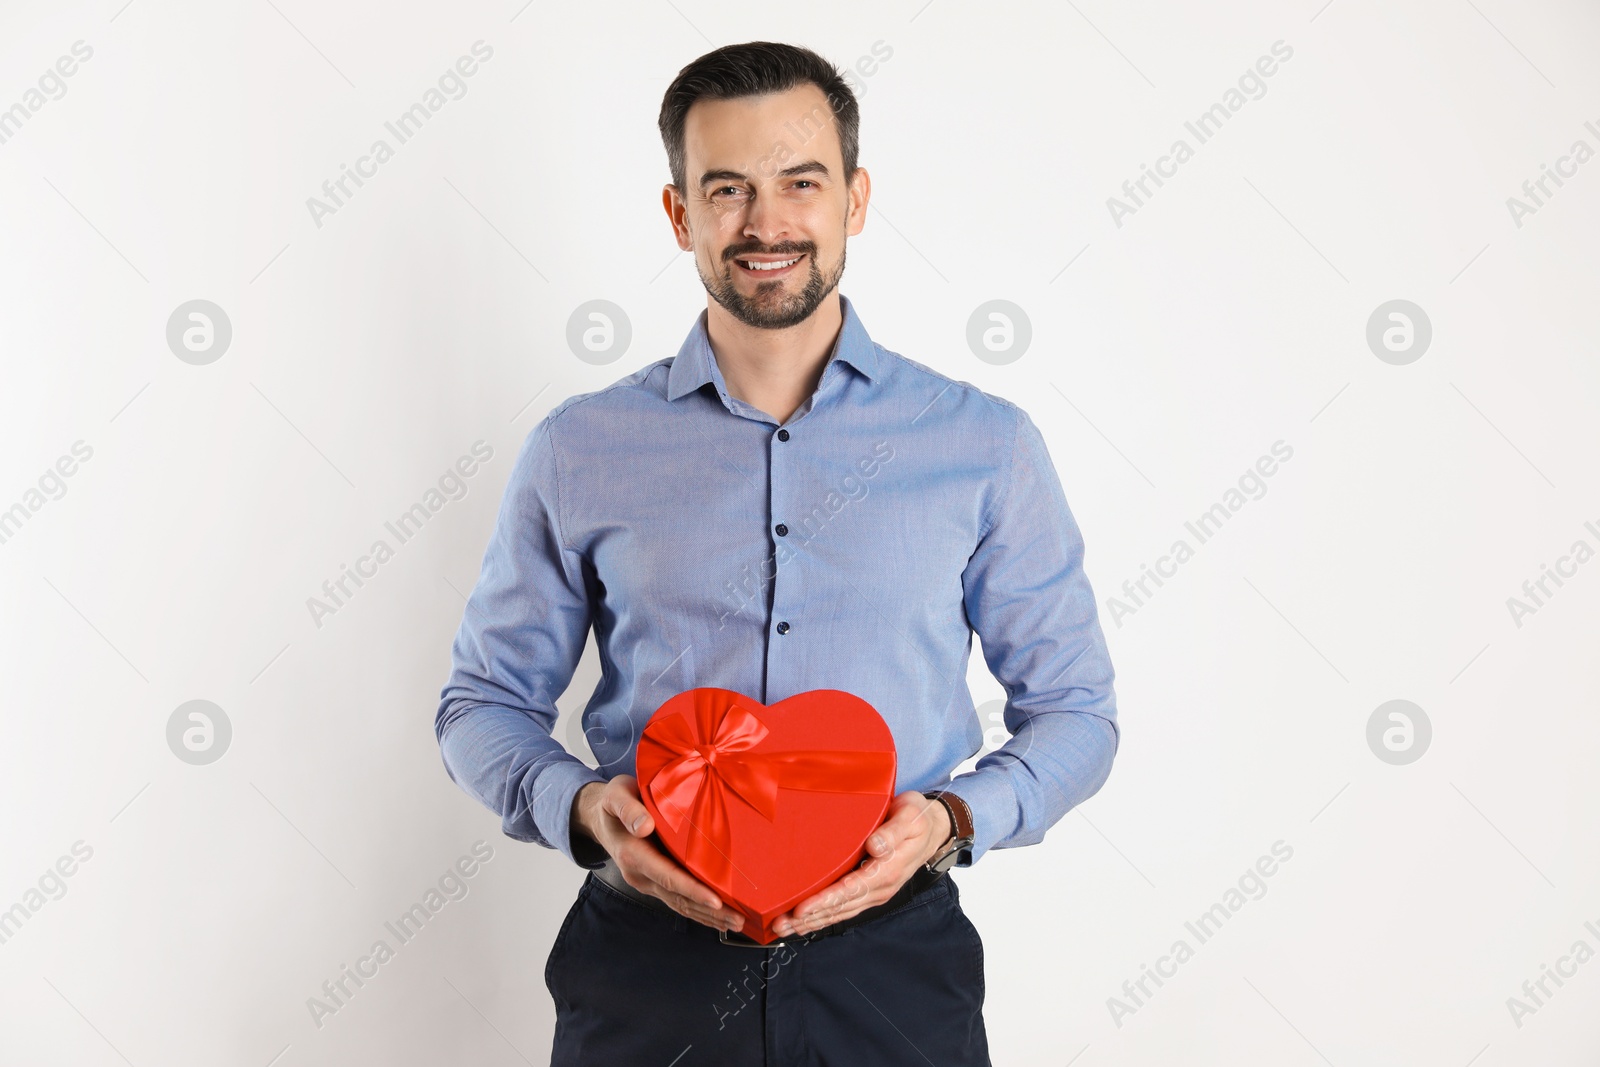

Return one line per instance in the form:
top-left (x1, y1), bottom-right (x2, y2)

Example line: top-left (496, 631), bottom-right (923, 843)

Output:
top-left (697, 238), bottom-right (846, 330)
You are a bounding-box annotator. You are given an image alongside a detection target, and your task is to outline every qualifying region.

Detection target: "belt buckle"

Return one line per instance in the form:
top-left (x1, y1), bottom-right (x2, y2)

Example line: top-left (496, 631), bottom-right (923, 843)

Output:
top-left (718, 926), bottom-right (809, 949)
top-left (714, 869), bottom-right (945, 948)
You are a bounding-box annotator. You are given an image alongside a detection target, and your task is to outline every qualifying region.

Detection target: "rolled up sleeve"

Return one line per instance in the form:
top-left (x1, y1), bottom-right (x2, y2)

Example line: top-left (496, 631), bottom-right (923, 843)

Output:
top-left (942, 404), bottom-right (1120, 864)
top-left (435, 412), bottom-right (607, 868)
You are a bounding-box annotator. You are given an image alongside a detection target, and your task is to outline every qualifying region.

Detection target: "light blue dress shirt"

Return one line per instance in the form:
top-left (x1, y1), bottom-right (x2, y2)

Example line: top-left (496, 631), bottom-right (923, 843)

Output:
top-left (435, 294), bottom-right (1119, 870)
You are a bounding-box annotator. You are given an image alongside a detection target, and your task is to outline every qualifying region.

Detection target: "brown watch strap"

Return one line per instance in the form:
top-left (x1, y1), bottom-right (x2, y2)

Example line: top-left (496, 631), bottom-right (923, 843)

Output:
top-left (923, 790), bottom-right (974, 858)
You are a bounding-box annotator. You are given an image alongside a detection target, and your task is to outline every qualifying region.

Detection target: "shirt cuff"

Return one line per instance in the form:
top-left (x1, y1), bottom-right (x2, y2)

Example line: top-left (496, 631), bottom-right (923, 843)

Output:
top-left (530, 760), bottom-right (608, 869)
top-left (935, 771), bottom-right (1021, 866)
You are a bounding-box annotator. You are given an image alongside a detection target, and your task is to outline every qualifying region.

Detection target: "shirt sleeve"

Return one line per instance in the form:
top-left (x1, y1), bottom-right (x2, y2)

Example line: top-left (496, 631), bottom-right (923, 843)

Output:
top-left (434, 411), bottom-right (609, 869)
top-left (940, 403), bottom-right (1120, 864)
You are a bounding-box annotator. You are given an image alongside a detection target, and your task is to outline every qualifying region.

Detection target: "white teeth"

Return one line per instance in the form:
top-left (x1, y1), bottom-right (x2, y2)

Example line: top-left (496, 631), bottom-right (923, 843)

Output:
top-left (742, 256), bottom-right (800, 271)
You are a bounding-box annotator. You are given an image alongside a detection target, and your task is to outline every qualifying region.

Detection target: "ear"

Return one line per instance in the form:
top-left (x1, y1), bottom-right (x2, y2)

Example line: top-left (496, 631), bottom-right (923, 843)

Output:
top-left (663, 184), bottom-right (692, 251)
top-left (844, 166), bottom-right (871, 237)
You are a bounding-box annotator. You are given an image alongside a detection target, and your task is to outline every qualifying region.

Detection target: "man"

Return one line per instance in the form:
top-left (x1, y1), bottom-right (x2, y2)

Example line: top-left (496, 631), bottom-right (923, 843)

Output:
top-left (436, 41), bottom-right (1119, 1066)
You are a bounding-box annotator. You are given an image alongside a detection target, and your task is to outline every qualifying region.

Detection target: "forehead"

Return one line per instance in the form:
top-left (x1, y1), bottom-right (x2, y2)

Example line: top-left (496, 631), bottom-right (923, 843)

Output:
top-left (682, 82), bottom-right (843, 174)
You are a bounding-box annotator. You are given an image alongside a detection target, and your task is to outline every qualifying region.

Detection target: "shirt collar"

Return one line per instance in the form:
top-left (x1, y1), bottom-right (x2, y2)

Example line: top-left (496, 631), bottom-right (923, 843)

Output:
top-left (666, 293), bottom-right (879, 402)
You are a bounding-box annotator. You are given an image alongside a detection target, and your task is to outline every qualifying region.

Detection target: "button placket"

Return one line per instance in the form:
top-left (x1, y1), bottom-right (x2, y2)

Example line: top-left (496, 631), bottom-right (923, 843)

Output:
top-left (768, 427), bottom-right (795, 687)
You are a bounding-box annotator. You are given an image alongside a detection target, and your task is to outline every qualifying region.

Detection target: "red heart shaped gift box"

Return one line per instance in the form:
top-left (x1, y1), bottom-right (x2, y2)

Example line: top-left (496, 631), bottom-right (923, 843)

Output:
top-left (634, 687), bottom-right (897, 945)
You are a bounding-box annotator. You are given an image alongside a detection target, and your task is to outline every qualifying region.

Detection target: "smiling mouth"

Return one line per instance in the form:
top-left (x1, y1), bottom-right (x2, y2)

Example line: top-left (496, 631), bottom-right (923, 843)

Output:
top-left (733, 253), bottom-right (805, 276)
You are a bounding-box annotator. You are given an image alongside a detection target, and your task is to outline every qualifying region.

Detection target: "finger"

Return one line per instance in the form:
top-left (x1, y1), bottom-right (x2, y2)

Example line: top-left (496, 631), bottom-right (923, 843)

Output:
top-left (882, 799), bottom-right (944, 857)
top-left (792, 870), bottom-right (881, 927)
top-left (616, 851), bottom-right (739, 927)
top-left (796, 885), bottom-right (863, 924)
top-left (601, 783), bottom-right (654, 837)
top-left (865, 802), bottom-right (924, 858)
top-left (620, 840), bottom-right (723, 910)
top-left (790, 891), bottom-right (881, 933)
top-left (899, 794), bottom-right (944, 838)
top-left (660, 889), bottom-right (743, 931)
top-left (663, 888), bottom-right (745, 931)
top-left (867, 826), bottom-right (915, 859)
top-left (837, 865), bottom-right (887, 903)
top-left (808, 846), bottom-right (917, 920)
top-left (819, 874), bottom-right (890, 919)
top-left (818, 870), bottom-right (871, 911)
top-left (642, 862), bottom-right (725, 912)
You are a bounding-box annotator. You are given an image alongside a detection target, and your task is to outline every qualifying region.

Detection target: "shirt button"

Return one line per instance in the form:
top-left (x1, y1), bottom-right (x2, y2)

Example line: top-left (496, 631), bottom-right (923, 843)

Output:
top-left (776, 429), bottom-right (790, 441)
top-left (776, 621), bottom-right (790, 635)
top-left (775, 523), bottom-right (788, 537)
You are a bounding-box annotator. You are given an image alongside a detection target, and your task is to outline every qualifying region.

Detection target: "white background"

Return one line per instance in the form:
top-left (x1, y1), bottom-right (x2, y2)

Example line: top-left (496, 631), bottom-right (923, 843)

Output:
top-left (1, 1), bottom-right (1597, 1064)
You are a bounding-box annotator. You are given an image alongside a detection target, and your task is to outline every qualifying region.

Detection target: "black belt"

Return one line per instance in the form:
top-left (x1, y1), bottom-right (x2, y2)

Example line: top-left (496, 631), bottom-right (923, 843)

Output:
top-left (591, 857), bottom-right (947, 948)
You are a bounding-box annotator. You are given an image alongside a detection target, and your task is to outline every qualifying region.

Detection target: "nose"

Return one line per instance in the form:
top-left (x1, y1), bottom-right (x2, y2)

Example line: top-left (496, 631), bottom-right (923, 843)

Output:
top-left (741, 188), bottom-right (790, 249)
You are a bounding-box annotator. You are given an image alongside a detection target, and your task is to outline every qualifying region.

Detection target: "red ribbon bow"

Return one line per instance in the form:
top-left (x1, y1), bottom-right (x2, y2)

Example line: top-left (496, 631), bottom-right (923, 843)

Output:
top-left (640, 691), bottom-right (898, 889)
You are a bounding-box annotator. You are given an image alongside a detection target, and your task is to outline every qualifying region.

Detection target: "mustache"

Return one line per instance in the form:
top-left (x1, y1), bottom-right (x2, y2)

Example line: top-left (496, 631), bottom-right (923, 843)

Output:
top-left (722, 241), bottom-right (815, 262)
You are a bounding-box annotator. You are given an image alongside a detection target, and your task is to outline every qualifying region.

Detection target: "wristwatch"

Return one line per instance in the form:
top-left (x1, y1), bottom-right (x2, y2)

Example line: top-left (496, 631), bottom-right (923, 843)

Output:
top-left (921, 790), bottom-right (975, 873)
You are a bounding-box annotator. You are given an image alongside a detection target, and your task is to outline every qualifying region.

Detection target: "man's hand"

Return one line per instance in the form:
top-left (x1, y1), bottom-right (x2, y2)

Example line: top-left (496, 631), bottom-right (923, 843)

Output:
top-left (770, 790), bottom-right (953, 937)
top-left (571, 776), bottom-right (745, 933)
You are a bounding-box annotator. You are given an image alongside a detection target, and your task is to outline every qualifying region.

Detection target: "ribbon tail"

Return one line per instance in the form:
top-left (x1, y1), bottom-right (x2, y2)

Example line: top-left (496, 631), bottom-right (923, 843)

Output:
top-left (682, 774), bottom-right (735, 890)
top-left (649, 753), bottom-right (706, 834)
top-left (766, 750), bottom-right (898, 796)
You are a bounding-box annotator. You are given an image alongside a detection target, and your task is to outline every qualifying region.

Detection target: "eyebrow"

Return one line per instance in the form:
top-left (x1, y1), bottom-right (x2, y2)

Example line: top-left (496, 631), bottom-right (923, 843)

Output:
top-left (698, 160), bottom-right (831, 187)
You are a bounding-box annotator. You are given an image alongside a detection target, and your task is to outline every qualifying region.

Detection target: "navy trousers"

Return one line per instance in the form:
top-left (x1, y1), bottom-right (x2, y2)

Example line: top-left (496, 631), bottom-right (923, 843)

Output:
top-left (545, 870), bottom-right (990, 1066)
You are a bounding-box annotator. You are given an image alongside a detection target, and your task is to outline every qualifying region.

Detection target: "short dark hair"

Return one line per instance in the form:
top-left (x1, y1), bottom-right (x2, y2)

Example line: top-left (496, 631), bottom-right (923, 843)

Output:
top-left (658, 41), bottom-right (860, 192)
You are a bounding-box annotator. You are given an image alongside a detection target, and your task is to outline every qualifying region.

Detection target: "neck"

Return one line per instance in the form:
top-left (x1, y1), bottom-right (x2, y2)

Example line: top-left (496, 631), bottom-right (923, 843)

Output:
top-left (704, 293), bottom-right (844, 425)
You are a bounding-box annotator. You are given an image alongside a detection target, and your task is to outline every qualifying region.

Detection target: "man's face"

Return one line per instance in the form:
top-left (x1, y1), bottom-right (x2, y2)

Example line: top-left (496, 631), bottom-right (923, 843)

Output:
top-left (664, 83), bottom-right (869, 330)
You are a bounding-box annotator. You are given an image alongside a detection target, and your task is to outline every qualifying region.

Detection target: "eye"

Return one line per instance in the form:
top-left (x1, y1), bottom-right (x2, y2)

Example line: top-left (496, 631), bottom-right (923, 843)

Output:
top-left (792, 180), bottom-right (817, 190)
top-left (712, 185), bottom-right (747, 199)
